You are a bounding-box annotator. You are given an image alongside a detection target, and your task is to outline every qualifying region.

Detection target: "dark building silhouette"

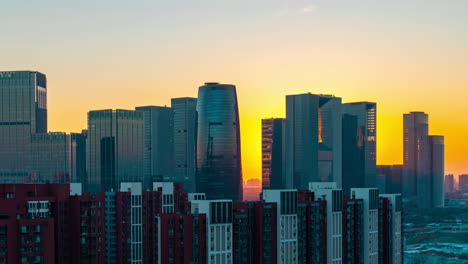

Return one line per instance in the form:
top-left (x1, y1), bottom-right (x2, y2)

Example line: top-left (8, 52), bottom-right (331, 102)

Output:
top-left (196, 82), bottom-right (243, 201)
top-left (285, 93), bottom-right (343, 190)
top-left (262, 118), bottom-right (286, 190)
top-left (376, 165), bottom-right (403, 194)
top-left (342, 102), bottom-right (377, 195)
top-left (0, 71), bottom-right (47, 182)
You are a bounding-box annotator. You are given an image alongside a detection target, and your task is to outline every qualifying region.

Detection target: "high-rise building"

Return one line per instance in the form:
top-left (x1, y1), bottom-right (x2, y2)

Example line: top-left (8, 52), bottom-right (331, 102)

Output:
top-left (418, 135), bottom-right (445, 208)
top-left (351, 188), bottom-right (379, 264)
top-left (342, 102), bottom-right (377, 194)
top-left (459, 174), bottom-right (468, 193)
top-left (403, 112), bottom-right (429, 197)
top-left (191, 199), bottom-right (233, 264)
top-left (309, 182), bottom-right (343, 264)
top-left (379, 194), bottom-right (403, 264)
top-left (285, 93), bottom-right (342, 190)
top-left (0, 71), bottom-right (47, 181)
top-left (196, 82), bottom-right (243, 201)
top-left (263, 189), bottom-right (298, 264)
top-left (445, 174), bottom-right (454, 193)
top-left (376, 165), bottom-right (403, 194)
top-left (86, 109), bottom-right (144, 192)
top-left (262, 118), bottom-right (286, 190)
top-left (171, 97), bottom-right (197, 192)
top-left (135, 106), bottom-right (174, 187)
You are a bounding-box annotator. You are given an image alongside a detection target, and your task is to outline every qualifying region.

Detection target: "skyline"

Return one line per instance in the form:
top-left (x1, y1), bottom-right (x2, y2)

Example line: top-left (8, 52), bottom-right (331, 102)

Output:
top-left (3, 0), bottom-right (468, 180)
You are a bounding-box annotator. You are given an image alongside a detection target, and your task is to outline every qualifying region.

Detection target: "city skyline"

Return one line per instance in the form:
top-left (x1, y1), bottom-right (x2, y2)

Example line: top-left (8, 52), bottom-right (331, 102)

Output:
top-left (2, 1), bottom-right (468, 181)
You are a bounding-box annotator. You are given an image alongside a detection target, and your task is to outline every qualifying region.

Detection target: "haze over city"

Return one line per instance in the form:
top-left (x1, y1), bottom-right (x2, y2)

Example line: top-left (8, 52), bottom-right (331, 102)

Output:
top-left (2, 0), bottom-right (467, 181)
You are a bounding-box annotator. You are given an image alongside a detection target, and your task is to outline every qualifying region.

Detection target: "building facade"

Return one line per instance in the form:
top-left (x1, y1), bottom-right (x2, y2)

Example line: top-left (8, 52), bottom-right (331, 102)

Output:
top-left (86, 109), bottom-right (144, 192)
top-left (171, 97), bottom-right (197, 192)
top-left (196, 83), bottom-right (243, 201)
top-left (262, 118), bottom-right (286, 190)
top-left (285, 93), bottom-right (342, 189)
top-left (342, 102), bottom-right (377, 194)
top-left (136, 106), bottom-right (175, 187)
top-left (0, 71), bottom-right (47, 182)
top-left (403, 112), bottom-right (429, 197)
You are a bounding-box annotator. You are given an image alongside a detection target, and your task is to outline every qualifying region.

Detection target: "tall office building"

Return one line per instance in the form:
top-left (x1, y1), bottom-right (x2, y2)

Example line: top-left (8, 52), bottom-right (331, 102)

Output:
top-left (261, 118), bottom-right (286, 190)
top-left (86, 109), bottom-right (144, 193)
top-left (196, 82), bottom-right (243, 201)
top-left (135, 106), bottom-right (174, 188)
top-left (444, 174), bottom-right (454, 193)
top-left (403, 112), bottom-right (429, 197)
top-left (418, 135), bottom-right (445, 208)
top-left (0, 71), bottom-right (47, 181)
top-left (171, 97), bottom-right (197, 192)
top-left (342, 102), bottom-right (377, 194)
top-left (285, 93), bottom-right (342, 189)
top-left (309, 182), bottom-right (343, 264)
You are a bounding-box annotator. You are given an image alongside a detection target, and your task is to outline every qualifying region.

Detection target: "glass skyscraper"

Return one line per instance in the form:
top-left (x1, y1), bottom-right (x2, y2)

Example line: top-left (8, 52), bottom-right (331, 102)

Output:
top-left (0, 71), bottom-right (47, 182)
top-left (196, 82), bottom-right (243, 201)
top-left (87, 109), bottom-right (144, 192)
top-left (403, 111), bottom-right (428, 197)
top-left (285, 93), bottom-right (342, 190)
top-left (135, 105), bottom-right (174, 189)
top-left (342, 102), bottom-right (377, 194)
top-left (171, 97), bottom-right (197, 192)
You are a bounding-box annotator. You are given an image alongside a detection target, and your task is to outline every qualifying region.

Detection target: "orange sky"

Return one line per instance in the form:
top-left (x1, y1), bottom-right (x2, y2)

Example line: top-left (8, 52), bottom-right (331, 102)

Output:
top-left (2, 1), bottom-right (467, 181)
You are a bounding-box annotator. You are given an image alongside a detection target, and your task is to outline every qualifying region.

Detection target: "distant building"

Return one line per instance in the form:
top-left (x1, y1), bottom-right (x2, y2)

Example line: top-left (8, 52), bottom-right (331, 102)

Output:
top-left (0, 71), bottom-right (47, 181)
top-left (196, 82), bottom-right (243, 201)
top-left (136, 106), bottom-right (175, 187)
top-left (459, 174), bottom-right (468, 193)
top-left (445, 174), bottom-right (455, 193)
top-left (342, 102), bottom-right (377, 194)
top-left (262, 118), bottom-right (286, 190)
top-left (86, 109), bottom-right (144, 192)
top-left (376, 165), bottom-right (403, 194)
top-left (403, 112), bottom-right (429, 197)
top-left (286, 93), bottom-right (342, 190)
top-left (418, 135), bottom-right (445, 208)
top-left (171, 97), bottom-right (197, 192)
top-left (243, 179), bottom-right (261, 201)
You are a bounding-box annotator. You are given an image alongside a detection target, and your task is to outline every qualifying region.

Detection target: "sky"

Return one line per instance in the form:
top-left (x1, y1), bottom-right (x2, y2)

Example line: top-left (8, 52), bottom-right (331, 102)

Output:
top-left (2, 0), bottom-right (468, 181)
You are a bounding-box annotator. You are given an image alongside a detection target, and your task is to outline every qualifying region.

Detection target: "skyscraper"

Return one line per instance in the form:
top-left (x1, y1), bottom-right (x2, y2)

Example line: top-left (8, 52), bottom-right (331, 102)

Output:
top-left (376, 165), bottom-right (403, 194)
top-left (171, 97), bottom-right (197, 192)
top-left (135, 106), bottom-right (174, 188)
top-left (0, 71), bottom-right (47, 181)
top-left (403, 112), bottom-right (429, 197)
top-left (261, 118), bottom-right (286, 190)
top-left (459, 174), bottom-right (468, 193)
top-left (418, 135), bottom-right (445, 208)
top-left (285, 93), bottom-right (342, 190)
top-left (342, 102), bottom-right (377, 194)
top-left (86, 109), bottom-right (144, 192)
top-left (196, 82), bottom-right (243, 201)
